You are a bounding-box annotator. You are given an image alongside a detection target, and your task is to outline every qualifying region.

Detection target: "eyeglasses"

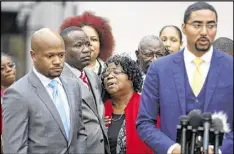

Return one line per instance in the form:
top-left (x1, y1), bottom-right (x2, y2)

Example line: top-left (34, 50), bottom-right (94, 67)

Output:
top-left (1, 62), bottom-right (16, 72)
top-left (103, 68), bottom-right (125, 78)
top-left (186, 22), bottom-right (217, 31)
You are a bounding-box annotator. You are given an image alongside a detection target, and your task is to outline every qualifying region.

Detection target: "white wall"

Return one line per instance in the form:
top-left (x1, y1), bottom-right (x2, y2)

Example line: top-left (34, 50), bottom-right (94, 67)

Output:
top-left (77, 2), bottom-right (233, 60)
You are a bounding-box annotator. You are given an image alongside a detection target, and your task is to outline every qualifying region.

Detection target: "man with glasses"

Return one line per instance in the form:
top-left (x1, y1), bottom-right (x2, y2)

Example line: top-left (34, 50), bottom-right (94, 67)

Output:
top-left (137, 2), bottom-right (233, 154)
top-left (135, 35), bottom-right (166, 79)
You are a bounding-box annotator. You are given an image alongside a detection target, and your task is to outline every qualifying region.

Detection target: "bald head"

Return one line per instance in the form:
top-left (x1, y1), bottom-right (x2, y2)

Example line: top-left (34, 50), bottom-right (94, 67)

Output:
top-left (31, 28), bottom-right (65, 52)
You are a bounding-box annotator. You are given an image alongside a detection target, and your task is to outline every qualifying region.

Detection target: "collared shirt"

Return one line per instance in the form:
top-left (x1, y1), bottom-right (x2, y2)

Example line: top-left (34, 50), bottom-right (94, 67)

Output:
top-left (65, 63), bottom-right (89, 89)
top-left (184, 46), bottom-right (213, 87)
top-left (33, 67), bottom-right (70, 124)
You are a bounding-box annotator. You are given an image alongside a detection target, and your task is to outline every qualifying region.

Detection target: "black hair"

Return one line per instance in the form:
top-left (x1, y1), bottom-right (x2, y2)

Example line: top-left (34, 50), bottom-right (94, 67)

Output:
top-left (101, 54), bottom-right (143, 93)
top-left (159, 25), bottom-right (183, 44)
top-left (213, 37), bottom-right (233, 53)
top-left (60, 26), bottom-right (83, 37)
top-left (184, 2), bottom-right (218, 23)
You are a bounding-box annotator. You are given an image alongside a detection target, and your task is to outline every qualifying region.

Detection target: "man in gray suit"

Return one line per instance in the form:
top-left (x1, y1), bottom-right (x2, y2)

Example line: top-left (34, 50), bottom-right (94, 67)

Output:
top-left (60, 26), bottom-right (110, 154)
top-left (2, 28), bottom-right (86, 153)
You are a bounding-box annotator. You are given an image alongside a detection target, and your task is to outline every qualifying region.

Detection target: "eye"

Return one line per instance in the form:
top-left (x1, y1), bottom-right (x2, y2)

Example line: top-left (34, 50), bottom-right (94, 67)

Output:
top-left (193, 23), bottom-right (202, 28)
top-left (91, 38), bottom-right (98, 42)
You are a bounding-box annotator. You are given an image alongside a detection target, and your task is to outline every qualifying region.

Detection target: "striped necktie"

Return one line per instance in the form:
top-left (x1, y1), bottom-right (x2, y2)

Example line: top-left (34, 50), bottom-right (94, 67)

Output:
top-left (80, 72), bottom-right (89, 86)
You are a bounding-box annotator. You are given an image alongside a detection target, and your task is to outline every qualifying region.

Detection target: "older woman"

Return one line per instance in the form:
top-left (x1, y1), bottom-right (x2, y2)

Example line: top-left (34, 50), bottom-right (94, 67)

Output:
top-left (102, 55), bottom-right (153, 154)
top-left (60, 11), bottom-right (115, 76)
top-left (1, 52), bottom-right (16, 153)
top-left (159, 25), bottom-right (183, 54)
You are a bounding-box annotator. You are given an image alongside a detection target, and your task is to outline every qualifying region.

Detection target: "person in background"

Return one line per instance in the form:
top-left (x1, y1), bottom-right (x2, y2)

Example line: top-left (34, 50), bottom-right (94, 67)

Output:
top-left (1, 52), bottom-right (17, 154)
top-left (135, 35), bottom-right (166, 79)
top-left (60, 26), bottom-right (110, 154)
top-left (137, 2), bottom-right (233, 154)
top-left (159, 25), bottom-right (183, 54)
top-left (60, 11), bottom-right (115, 77)
top-left (213, 37), bottom-right (233, 56)
top-left (102, 54), bottom-right (153, 154)
top-left (2, 28), bottom-right (86, 153)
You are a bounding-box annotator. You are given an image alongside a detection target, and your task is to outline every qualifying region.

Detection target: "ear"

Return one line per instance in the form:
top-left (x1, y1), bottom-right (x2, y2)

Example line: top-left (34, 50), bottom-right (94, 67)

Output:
top-left (30, 50), bottom-right (36, 62)
top-left (181, 23), bottom-right (186, 35)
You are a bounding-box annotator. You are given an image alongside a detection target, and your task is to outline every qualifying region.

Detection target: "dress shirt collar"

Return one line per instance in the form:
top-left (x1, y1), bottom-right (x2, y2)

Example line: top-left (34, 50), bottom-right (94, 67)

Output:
top-left (184, 46), bottom-right (213, 64)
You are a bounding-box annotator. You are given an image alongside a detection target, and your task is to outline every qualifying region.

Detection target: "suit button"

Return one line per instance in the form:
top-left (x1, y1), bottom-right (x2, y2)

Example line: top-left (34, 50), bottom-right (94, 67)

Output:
top-left (195, 99), bottom-right (199, 103)
top-left (100, 139), bottom-right (104, 142)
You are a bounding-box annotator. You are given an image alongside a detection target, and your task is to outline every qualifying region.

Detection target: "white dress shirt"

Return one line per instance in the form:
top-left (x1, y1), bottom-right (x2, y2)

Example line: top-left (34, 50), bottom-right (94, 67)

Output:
top-left (33, 67), bottom-right (70, 126)
top-left (167, 47), bottom-right (221, 154)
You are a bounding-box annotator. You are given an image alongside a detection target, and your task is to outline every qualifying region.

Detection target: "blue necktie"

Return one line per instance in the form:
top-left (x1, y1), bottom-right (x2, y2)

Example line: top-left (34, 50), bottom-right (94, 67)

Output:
top-left (49, 80), bottom-right (70, 139)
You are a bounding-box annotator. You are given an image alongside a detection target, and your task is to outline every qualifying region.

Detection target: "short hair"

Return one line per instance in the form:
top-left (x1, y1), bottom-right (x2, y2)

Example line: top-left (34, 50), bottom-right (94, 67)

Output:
top-left (59, 11), bottom-right (115, 62)
top-left (213, 37), bottom-right (233, 53)
top-left (138, 35), bottom-right (163, 51)
top-left (101, 54), bottom-right (143, 93)
top-left (159, 25), bottom-right (183, 44)
top-left (1, 52), bottom-right (13, 61)
top-left (184, 2), bottom-right (218, 23)
top-left (60, 26), bottom-right (83, 37)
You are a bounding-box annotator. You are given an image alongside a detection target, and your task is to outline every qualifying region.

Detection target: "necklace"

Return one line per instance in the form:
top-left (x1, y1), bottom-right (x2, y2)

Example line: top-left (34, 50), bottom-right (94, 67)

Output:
top-left (112, 114), bottom-right (124, 122)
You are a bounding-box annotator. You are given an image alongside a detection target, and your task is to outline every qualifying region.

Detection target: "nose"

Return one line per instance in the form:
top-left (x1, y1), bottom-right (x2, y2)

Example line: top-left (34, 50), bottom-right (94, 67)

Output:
top-left (164, 40), bottom-right (171, 48)
top-left (53, 56), bottom-right (61, 64)
top-left (200, 25), bottom-right (208, 36)
top-left (151, 54), bottom-right (157, 62)
top-left (83, 45), bottom-right (91, 54)
top-left (5, 65), bottom-right (14, 73)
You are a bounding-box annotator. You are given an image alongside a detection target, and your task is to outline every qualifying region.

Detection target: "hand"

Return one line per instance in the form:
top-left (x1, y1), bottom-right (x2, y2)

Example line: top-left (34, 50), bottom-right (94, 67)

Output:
top-left (200, 147), bottom-right (214, 154)
top-left (105, 116), bottom-right (111, 126)
top-left (171, 145), bottom-right (181, 154)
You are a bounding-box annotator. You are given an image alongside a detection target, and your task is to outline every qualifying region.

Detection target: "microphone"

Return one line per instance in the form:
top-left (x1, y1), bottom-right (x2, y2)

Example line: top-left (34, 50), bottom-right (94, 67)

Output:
top-left (187, 110), bottom-right (202, 154)
top-left (202, 113), bottom-right (212, 154)
top-left (211, 112), bottom-right (231, 154)
top-left (179, 115), bottom-right (189, 154)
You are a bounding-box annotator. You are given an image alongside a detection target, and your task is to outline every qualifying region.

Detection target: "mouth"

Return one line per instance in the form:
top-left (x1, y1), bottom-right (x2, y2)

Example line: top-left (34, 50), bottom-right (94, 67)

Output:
top-left (198, 38), bottom-right (209, 45)
top-left (51, 67), bottom-right (63, 71)
top-left (81, 56), bottom-right (91, 62)
top-left (107, 81), bottom-right (117, 88)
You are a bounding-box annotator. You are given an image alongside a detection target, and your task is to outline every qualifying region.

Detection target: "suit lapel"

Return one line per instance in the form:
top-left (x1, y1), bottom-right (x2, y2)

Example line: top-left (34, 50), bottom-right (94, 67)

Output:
top-left (28, 71), bottom-right (67, 140)
top-left (171, 50), bottom-right (186, 115)
top-left (204, 50), bottom-right (223, 111)
top-left (84, 68), bottom-right (103, 118)
top-left (59, 76), bottom-right (74, 145)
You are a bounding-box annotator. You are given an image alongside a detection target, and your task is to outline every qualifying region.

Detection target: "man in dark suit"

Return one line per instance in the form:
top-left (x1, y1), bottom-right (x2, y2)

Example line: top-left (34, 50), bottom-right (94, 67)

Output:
top-left (2, 28), bottom-right (86, 153)
top-left (60, 26), bottom-right (110, 154)
top-left (136, 2), bottom-right (233, 154)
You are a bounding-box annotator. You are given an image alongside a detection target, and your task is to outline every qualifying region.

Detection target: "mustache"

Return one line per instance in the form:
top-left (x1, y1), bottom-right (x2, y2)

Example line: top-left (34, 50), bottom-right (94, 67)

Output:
top-left (197, 37), bottom-right (209, 42)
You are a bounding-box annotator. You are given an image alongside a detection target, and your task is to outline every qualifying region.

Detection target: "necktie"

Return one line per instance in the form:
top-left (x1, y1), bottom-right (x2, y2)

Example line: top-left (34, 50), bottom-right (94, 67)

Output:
top-left (80, 72), bottom-right (89, 86)
top-left (49, 80), bottom-right (70, 139)
top-left (192, 57), bottom-right (205, 97)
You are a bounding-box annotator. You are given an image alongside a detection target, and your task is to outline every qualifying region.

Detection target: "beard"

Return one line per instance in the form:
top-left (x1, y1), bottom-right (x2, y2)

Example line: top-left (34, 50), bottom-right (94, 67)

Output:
top-left (195, 37), bottom-right (211, 52)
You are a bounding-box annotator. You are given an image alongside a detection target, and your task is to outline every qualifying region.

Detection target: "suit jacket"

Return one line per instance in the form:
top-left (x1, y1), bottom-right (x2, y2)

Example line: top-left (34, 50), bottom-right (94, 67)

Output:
top-left (2, 70), bottom-right (86, 154)
top-left (136, 49), bottom-right (233, 154)
top-left (62, 64), bottom-right (110, 154)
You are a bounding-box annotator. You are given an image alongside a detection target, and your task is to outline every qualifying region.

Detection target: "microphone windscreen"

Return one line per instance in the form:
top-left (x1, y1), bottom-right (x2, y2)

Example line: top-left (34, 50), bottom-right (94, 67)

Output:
top-left (212, 118), bottom-right (223, 132)
top-left (212, 111), bottom-right (230, 133)
top-left (202, 112), bottom-right (212, 122)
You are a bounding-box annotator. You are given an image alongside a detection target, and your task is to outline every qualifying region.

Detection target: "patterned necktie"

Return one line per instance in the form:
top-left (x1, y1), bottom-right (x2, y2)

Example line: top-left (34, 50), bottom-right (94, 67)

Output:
top-left (192, 57), bottom-right (205, 97)
top-left (80, 72), bottom-right (89, 86)
top-left (49, 80), bottom-right (70, 139)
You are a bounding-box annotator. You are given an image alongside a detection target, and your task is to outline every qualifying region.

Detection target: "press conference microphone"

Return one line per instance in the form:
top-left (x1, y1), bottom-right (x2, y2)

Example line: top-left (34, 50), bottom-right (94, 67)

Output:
top-left (188, 110), bottom-right (202, 154)
top-left (202, 113), bottom-right (212, 154)
top-left (212, 112), bottom-right (231, 154)
top-left (179, 115), bottom-right (189, 154)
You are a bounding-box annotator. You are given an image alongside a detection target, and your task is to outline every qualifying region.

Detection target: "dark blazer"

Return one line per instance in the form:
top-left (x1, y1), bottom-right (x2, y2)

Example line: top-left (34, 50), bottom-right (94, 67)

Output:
top-left (136, 49), bottom-right (233, 154)
top-left (2, 70), bottom-right (86, 153)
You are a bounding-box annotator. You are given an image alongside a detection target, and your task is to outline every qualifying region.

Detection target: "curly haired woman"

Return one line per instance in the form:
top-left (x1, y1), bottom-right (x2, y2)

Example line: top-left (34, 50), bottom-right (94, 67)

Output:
top-left (101, 54), bottom-right (153, 154)
top-left (60, 11), bottom-right (115, 76)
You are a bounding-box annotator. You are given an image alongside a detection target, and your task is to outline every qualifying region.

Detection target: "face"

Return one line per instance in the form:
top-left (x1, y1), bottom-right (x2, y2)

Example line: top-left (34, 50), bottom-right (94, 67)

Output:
top-left (1, 56), bottom-right (16, 87)
top-left (103, 63), bottom-right (132, 95)
top-left (31, 40), bottom-right (65, 79)
top-left (160, 27), bottom-right (182, 53)
top-left (182, 9), bottom-right (217, 53)
top-left (136, 41), bottom-right (165, 74)
top-left (82, 25), bottom-right (100, 63)
top-left (65, 30), bottom-right (91, 70)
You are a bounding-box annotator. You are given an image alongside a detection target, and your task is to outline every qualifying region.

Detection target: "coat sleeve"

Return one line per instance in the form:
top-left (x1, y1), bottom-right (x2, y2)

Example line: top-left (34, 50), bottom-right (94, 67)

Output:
top-left (2, 88), bottom-right (29, 153)
top-left (136, 63), bottom-right (176, 154)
